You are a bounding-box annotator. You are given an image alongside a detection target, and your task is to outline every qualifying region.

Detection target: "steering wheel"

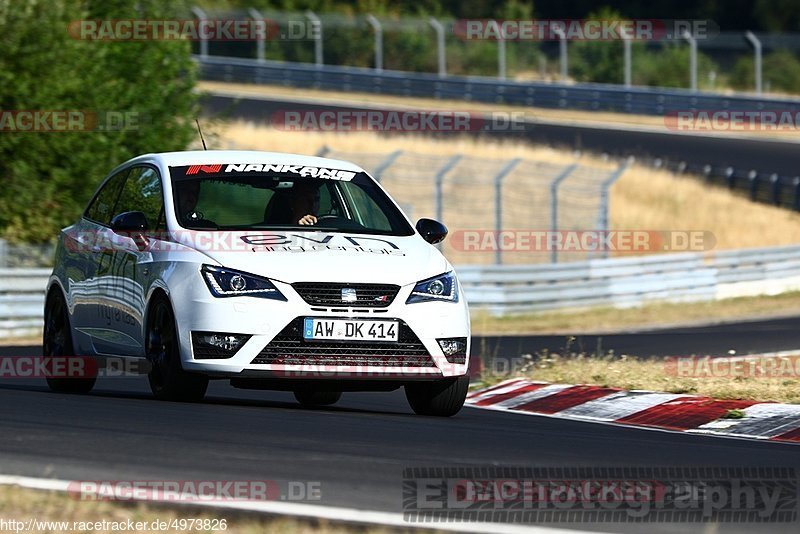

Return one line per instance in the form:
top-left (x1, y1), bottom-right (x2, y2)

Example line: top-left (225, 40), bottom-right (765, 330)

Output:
top-left (185, 211), bottom-right (218, 229)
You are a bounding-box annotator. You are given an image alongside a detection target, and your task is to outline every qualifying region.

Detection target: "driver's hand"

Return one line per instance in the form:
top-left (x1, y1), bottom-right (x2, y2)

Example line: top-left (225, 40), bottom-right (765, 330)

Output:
top-left (298, 214), bottom-right (317, 225)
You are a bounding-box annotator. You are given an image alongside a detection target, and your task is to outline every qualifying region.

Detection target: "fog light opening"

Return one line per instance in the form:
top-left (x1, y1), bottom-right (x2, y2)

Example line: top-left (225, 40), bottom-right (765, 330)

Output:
top-left (437, 337), bottom-right (468, 364)
top-left (192, 331), bottom-right (251, 359)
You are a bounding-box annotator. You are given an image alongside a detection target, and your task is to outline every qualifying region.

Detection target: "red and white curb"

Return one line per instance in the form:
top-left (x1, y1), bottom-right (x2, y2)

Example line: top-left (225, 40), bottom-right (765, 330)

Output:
top-left (466, 379), bottom-right (800, 444)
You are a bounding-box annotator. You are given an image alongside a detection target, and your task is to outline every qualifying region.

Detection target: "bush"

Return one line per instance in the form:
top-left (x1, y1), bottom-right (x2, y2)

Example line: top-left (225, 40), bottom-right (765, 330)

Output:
top-left (634, 44), bottom-right (718, 89)
top-left (0, 0), bottom-right (198, 243)
top-left (730, 49), bottom-right (800, 93)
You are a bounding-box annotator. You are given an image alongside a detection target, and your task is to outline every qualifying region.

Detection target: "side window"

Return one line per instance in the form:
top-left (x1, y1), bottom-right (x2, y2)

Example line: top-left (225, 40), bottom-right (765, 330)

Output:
top-left (115, 166), bottom-right (165, 232)
top-left (84, 169), bottom-right (129, 225)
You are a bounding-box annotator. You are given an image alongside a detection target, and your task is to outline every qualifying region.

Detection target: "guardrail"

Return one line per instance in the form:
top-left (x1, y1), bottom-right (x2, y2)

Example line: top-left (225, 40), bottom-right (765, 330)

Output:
top-left (0, 268), bottom-right (49, 338)
top-left (459, 244), bottom-right (800, 315)
top-left (4, 244), bottom-right (800, 337)
top-left (197, 55), bottom-right (800, 116)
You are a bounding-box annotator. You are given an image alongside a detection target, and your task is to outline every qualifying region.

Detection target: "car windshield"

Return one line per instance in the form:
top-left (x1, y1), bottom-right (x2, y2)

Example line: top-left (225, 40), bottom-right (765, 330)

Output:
top-left (169, 165), bottom-right (414, 236)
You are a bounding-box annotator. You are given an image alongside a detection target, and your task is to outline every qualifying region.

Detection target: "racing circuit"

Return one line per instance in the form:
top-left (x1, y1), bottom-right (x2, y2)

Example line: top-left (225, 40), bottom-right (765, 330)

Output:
top-left (1, 345), bottom-right (800, 533)
top-left (2, 90), bottom-right (800, 533)
top-left (6, 6), bottom-right (800, 533)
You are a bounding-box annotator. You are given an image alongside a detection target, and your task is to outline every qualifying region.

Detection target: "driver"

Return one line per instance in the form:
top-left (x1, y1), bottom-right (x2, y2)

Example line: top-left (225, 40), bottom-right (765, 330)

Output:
top-left (176, 180), bottom-right (201, 220)
top-left (289, 182), bottom-right (321, 225)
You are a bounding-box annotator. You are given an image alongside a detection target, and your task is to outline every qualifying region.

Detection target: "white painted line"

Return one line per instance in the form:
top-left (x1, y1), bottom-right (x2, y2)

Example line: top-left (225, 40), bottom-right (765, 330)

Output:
top-left (0, 474), bottom-right (594, 534)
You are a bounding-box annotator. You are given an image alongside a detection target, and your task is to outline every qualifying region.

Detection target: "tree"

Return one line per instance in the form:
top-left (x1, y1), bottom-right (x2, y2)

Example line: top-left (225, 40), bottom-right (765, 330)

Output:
top-left (0, 0), bottom-right (198, 243)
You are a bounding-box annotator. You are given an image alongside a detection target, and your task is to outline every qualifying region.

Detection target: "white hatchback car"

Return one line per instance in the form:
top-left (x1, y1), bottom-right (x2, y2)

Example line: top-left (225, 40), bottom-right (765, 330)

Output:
top-left (45, 151), bottom-right (471, 416)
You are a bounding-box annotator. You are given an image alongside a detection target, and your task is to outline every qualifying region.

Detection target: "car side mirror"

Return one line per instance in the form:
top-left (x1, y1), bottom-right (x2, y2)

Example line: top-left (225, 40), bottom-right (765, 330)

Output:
top-left (416, 218), bottom-right (448, 244)
top-left (110, 211), bottom-right (149, 251)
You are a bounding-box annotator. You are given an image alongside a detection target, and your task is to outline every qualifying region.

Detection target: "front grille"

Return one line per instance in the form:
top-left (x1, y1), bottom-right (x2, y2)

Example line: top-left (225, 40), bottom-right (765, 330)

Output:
top-left (252, 317), bottom-right (435, 367)
top-left (292, 282), bottom-right (400, 308)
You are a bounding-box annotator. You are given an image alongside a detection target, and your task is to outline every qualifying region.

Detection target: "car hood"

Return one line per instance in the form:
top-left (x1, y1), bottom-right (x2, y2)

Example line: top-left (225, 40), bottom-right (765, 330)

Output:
top-left (175, 230), bottom-right (450, 286)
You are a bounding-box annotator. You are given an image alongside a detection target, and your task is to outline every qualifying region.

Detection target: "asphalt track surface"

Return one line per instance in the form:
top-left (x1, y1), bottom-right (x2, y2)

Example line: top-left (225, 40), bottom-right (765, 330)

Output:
top-left (201, 92), bottom-right (800, 177)
top-left (2, 344), bottom-right (799, 533)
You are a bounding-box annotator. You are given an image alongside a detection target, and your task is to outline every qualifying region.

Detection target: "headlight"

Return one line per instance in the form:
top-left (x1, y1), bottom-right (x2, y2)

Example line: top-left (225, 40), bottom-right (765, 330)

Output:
top-left (201, 265), bottom-right (287, 300)
top-left (406, 271), bottom-right (458, 304)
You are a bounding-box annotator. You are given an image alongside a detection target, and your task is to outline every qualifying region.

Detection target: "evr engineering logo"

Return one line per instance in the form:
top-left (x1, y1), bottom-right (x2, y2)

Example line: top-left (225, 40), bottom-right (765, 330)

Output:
top-left (241, 233), bottom-right (406, 255)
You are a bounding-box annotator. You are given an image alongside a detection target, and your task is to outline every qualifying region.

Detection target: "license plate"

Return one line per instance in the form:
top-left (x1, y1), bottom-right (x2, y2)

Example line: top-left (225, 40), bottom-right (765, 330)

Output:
top-left (303, 318), bottom-right (398, 342)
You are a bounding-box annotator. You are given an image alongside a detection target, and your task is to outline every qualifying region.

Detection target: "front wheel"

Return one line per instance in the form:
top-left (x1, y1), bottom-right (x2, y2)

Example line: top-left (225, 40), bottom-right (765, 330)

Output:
top-left (146, 297), bottom-right (208, 402)
top-left (405, 375), bottom-right (469, 417)
top-left (43, 291), bottom-right (96, 394)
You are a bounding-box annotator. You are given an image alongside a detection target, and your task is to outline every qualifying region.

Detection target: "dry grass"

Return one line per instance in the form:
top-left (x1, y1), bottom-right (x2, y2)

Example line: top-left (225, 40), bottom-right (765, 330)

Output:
top-left (0, 485), bottom-right (403, 534)
top-left (471, 290), bottom-right (800, 334)
top-left (611, 166), bottom-right (800, 250)
top-left (200, 81), bottom-right (800, 141)
top-left (477, 352), bottom-right (800, 404)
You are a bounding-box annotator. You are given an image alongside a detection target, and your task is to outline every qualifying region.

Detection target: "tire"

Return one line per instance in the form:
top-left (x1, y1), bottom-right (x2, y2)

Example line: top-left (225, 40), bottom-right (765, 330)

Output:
top-left (294, 389), bottom-right (342, 407)
top-left (405, 375), bottom-right (469, 417)
top-left (146, 296), bottom-right (208, 402)
top-left (43, 291), bottom-right (96, 394)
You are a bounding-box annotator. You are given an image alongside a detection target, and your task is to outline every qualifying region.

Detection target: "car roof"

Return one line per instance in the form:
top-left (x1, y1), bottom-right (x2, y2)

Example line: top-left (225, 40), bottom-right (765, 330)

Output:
top-left (132, 150), bottom-right (366, 173)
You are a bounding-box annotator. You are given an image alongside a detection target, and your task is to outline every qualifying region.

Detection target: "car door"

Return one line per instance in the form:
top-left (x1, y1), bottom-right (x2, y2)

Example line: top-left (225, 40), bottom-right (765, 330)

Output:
top-left (67, 167), bottom-right (130, 356)
top-left (100, 165), bottom-right (166, 357)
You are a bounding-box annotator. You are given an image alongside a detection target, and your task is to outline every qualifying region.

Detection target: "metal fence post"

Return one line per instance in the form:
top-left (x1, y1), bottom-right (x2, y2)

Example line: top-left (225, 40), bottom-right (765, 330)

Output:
top-left (597, 159), bottom-right (631, 259)
top-left (435, 155), bottom-right (462, 225)
top-left (305, 10), bottom-right (323, 67)
top-left (622, 29), bottom-right (632, 87)
top-left (553, 26), bottom-right (568, 82)
top-left (549, 163), bottom-right (578, 263)
top-left (493, 158), bottom-right (522, 264)
top-left (248, 8), bottom-right (266, 62)
top-left (748, 170), bottom-right (759, 200)
top-left (745, 31), bottom-right (762, 94)
top-left (191, 7), bottom-right (209, 59)
top-left (429, 17), bottom-right (446, 77)
top-left (0, 239), bottom-right (7, 268)
top-left (494, 19), bottom-right (506, 80)
top-left (372, 150), bottom-right (402, 183)
top-left (366, 14), bottom-right (383, 72)
top-left (770, 173), bottom-right (780, 205)
top-left (682, 30), bottom-right (697, 92)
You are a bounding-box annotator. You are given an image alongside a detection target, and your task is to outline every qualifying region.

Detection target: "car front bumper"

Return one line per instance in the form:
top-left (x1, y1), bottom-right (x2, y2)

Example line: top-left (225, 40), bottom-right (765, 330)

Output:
top-left (172, 276), bottom-right (471, 380)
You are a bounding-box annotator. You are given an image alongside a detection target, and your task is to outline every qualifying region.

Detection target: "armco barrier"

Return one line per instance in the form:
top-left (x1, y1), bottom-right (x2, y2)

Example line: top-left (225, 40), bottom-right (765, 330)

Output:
top-left (0, 268), bottom-right (49, 338)
top-left (197, 55), bottom-right (800, 116)
top-left (4, 245), bottom-right (800, 337)
top-left (458, 244), bottom-right (800, 315)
